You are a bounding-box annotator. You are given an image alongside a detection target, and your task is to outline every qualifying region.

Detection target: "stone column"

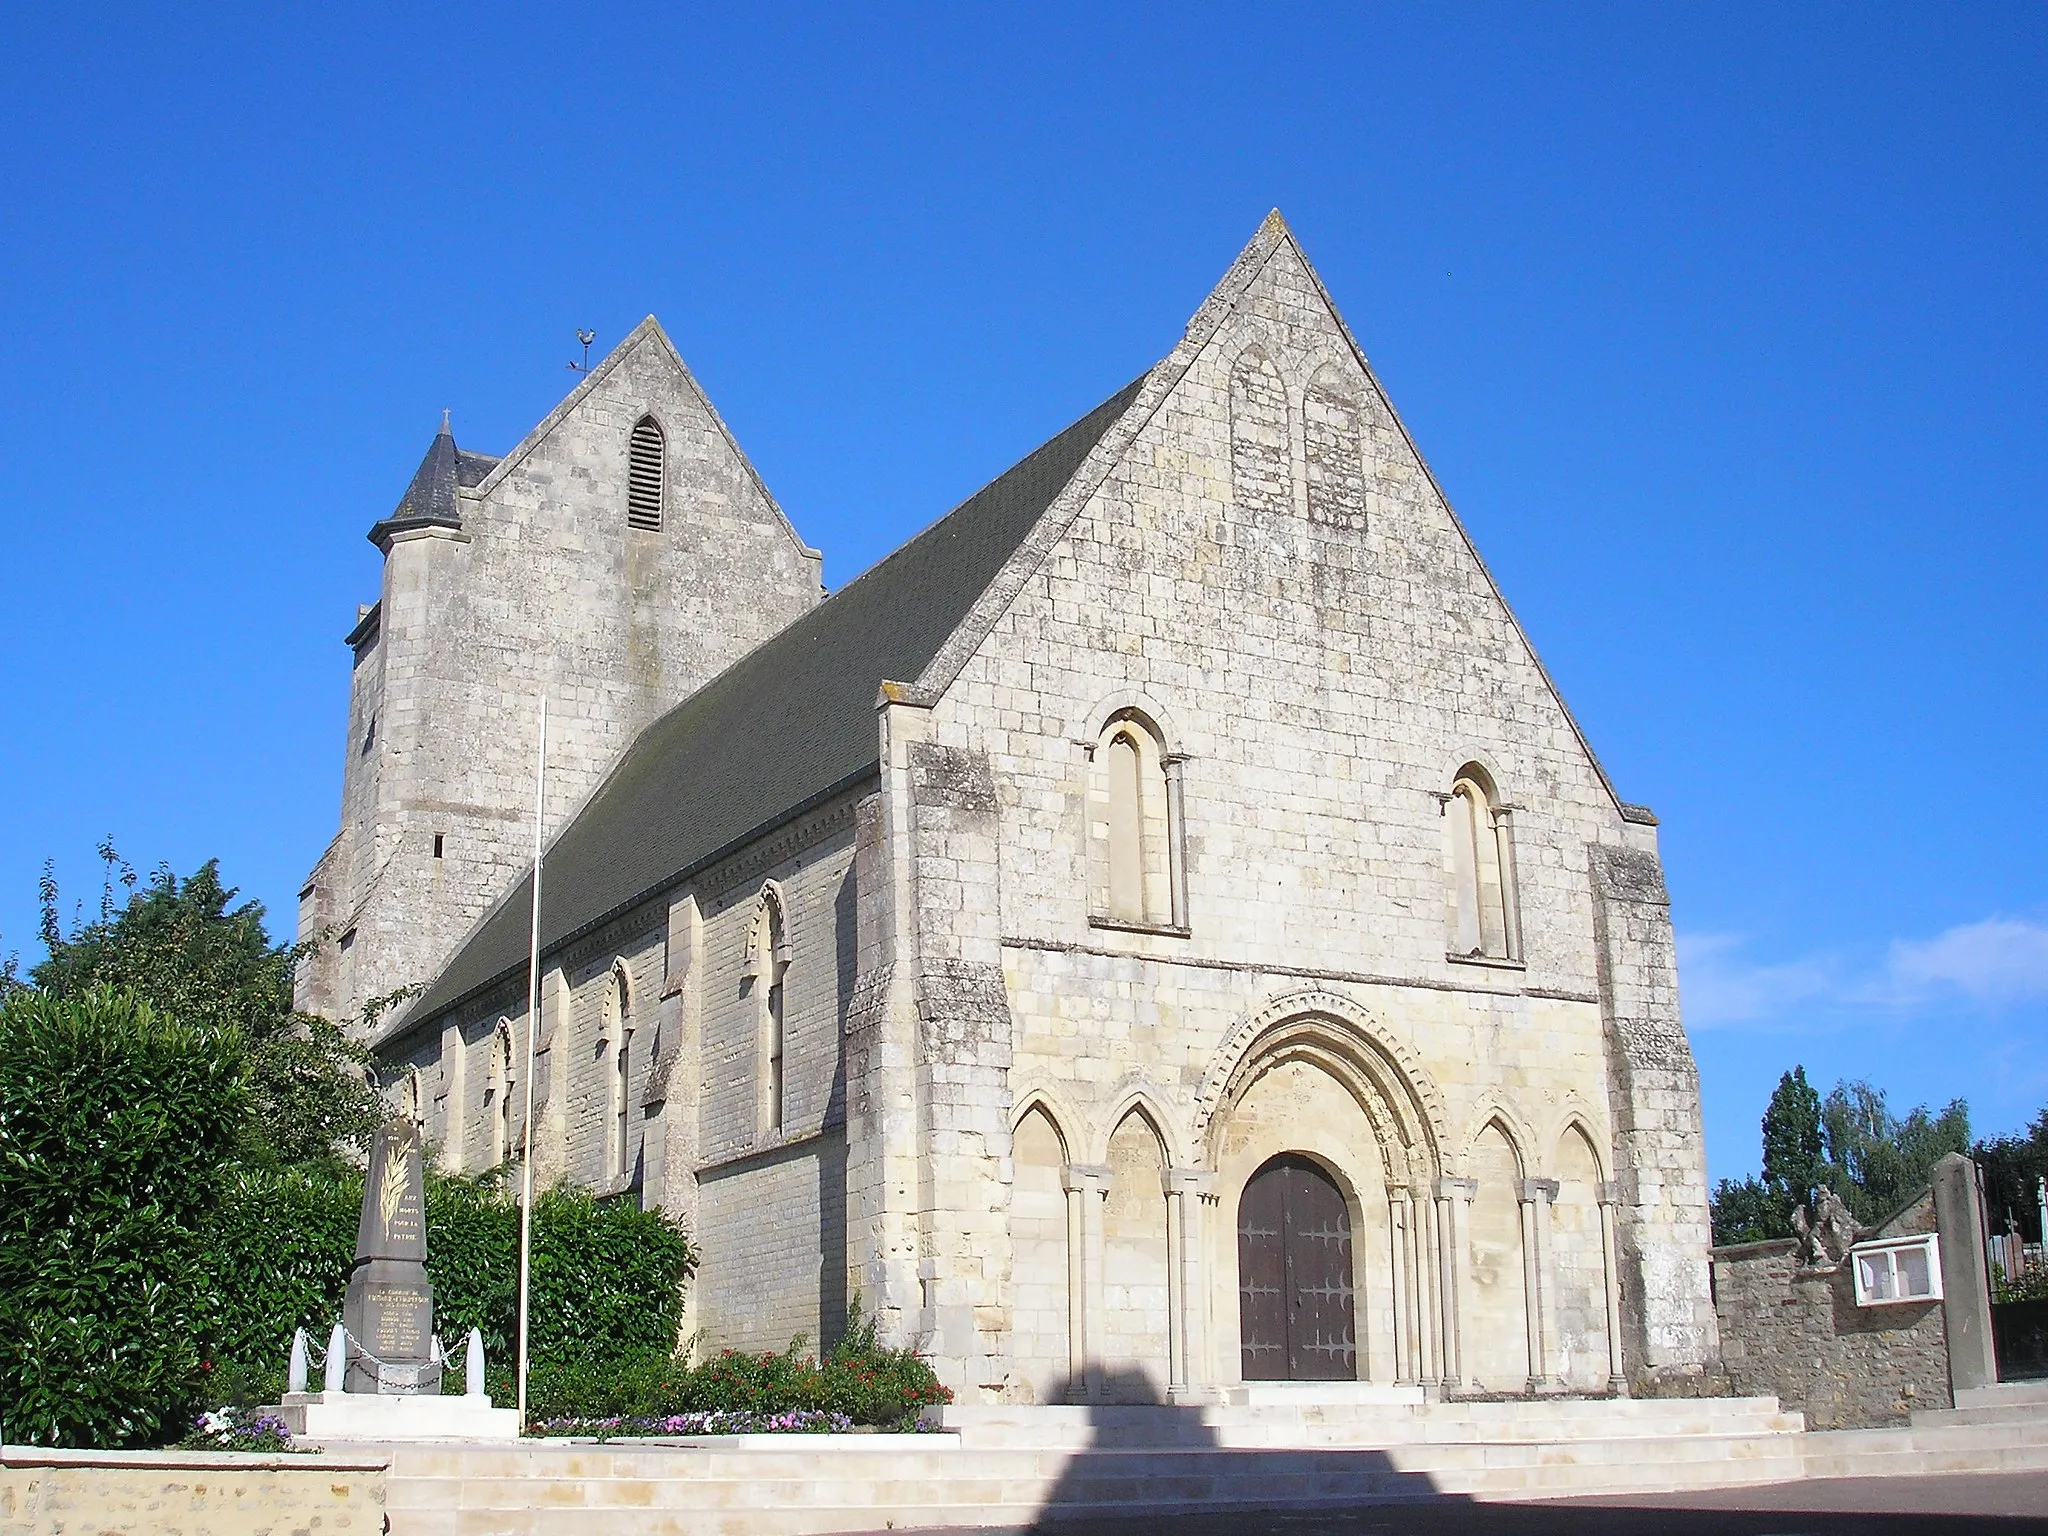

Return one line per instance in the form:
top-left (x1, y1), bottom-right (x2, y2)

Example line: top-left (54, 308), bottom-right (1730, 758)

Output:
top-left (1389, 1193), bottom-right (1414, 1384)
top-left (1061, 1173), bottom-right (1087, 1390)
top-left (1436, 1177), bottom-right (1476, 1389)
top-left (1067, 1163), bottom-right (1112, 1400)
top-left (1166, 1169), bottom-right (1212, 1394)
top-left (1597, 1181), bottom-right (1625, 1390)
top-left (1518, 1189), bottom-right (1545, 1390)
top-left (1492, 807), bottom-right (1523, 962)
top-left (1165, 1181), bottom-right (1187, 1391)
top-left (1933, 1152), bottom-right (1997, 1395)
top-left (1163, 755), bottom-right (1191, 930)
top-left (1413, 1181), bottom-right (1441, 1385)
top-left (1522, 1178), bottom-right (1559, 1389)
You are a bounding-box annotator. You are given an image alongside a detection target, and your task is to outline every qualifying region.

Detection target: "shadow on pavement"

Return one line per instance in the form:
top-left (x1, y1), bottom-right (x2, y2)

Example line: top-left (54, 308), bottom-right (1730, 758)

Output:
top-left (924, 1372), bottom-right (2048, 1536)
top-left (1019, 1369), bottom-right (1451, 1532)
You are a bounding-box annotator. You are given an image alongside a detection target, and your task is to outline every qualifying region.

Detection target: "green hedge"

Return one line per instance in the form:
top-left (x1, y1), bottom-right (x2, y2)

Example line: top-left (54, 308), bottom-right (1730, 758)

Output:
top-left (0, 988), bottom-right (249, 1447)
top-left (197, 1168), bottom-right (696, 1407)
top-left (521, 1305), bottom-right (950, 1428)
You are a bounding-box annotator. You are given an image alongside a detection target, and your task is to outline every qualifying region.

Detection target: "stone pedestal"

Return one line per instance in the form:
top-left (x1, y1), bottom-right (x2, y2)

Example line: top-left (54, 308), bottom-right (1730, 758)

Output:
top-left (275, 1390), bottom-right (520, 1441)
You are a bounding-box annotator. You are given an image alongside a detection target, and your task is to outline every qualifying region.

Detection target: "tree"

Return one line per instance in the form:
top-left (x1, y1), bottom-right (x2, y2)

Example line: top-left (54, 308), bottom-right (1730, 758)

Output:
top-left (1710, 1174), bottom-right (1788, 1245)
top-left (0, 987), bottom-right (249, 1445)
top-left (1761, 1066), bottom-right (1826, 1212)
top-left (33, 850), bottom-right (379, 1165)
top-left (1977, 1107), bottom-right (2048, 1245)
top-left (1710, 1063), bottom-right (1974, 1244)
top-left (1822, 1081), bottom-right (1970, 1223)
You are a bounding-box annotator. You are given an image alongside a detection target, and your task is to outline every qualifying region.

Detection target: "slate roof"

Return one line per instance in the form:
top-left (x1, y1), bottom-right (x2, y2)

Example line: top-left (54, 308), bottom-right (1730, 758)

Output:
top-left (370, 416), bottom-right (478, 549)
top-left (456, 449), bottom-right (500, 488)
top-left (399, 374), bottom-right (1149, 1032)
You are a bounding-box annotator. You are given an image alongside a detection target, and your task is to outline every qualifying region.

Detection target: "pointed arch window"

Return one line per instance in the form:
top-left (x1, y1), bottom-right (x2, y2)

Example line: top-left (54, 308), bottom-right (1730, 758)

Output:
top-left (601, 963), bottom-right (633, 1181)
top-left (627, 416), bottom-right (665, 531)
top-left (1088, 709), bottom-right (1187, 933)
top-left (486, 1018), bottom-right (516, 1168)
top-left (1444, 765), bottom-right (1520, 962)
top-left (748, 885), bottom-right (792, 1137)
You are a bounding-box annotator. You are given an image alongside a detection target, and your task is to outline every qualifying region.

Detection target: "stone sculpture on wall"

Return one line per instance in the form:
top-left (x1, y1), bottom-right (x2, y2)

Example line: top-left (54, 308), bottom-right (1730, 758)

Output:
top-left (1791, 1188), bottom-right (1859, 1274)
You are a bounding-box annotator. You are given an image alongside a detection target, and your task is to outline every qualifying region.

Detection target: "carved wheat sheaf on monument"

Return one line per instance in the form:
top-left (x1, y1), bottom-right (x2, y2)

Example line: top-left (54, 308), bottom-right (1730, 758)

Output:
top-left (379, 1138), bottom-right (411, 1232)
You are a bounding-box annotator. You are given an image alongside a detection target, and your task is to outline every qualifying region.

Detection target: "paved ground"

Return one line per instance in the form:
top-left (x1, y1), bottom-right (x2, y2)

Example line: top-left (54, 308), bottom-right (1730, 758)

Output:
top-left (874, 1471), bottom-right (2048, 1534)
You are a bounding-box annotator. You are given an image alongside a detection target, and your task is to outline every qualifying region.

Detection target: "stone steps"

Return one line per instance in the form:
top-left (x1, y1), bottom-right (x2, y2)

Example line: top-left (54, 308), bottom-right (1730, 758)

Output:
top-left (1801, 1420), bottom-right (2048, 1480)
top-left (1914, 1401), bottom-right (2048, 1427)
top-left (376, 1426), bottom-right (1810, 1535)
top-left (936, 1397), bottom-right (1802, 1450)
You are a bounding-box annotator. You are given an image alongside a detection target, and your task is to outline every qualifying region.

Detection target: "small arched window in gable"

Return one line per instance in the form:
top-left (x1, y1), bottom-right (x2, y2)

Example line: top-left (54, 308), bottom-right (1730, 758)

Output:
top-left (627, 416), bottom-right (665, 531)
top-left (1089, 711), bottom-right (1186, 933)
top-left (1444, 765), bottom-right (1519, 962)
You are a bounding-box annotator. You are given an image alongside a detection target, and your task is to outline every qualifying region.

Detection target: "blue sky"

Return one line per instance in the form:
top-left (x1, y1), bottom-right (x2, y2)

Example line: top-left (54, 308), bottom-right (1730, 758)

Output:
top-left (2, 5), bottom-right (2042, 1181)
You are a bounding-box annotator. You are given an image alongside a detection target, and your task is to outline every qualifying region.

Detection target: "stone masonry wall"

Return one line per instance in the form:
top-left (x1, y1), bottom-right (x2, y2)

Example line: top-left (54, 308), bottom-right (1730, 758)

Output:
top-left (914, 233), bottom-right (1681, 1392)
top-left (1714, 1193), bottom-right (1950, 1428)
top-left (0, 1452), bottom-right (385, 1536)
top-left (384, 793), bottom-right (862, 1357)
top-left (1589, 842), bottom-right (1721, 1386)
top-left (303, 320), bottom-right (822, 1028)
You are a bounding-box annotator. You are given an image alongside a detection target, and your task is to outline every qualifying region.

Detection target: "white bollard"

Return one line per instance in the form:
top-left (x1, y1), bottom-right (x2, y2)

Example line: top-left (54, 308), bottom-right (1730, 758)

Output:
top-left (288, 1328), bottom-right (310, 1394)
top-left (465, 1328), bottom-right (486, 1397)
top-left (324, 1323), bottom-right (348, 1393)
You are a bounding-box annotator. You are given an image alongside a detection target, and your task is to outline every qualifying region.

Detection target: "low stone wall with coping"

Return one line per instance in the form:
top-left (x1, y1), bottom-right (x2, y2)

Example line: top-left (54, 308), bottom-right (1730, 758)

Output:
top-left (0, 1445), bottom-right (387, 1536)
top-left (1712, 1191), bottom-right (1951, 1429)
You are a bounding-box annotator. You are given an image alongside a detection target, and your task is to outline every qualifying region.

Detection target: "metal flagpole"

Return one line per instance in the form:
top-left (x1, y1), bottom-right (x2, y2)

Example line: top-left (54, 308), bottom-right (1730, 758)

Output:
top-left (516, 695), bottom-right (547, 1433)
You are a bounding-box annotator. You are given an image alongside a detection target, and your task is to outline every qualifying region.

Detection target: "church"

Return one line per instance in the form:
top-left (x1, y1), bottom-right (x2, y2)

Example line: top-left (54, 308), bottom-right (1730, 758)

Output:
top-left (296, 213), bottom-right (1721, 1404)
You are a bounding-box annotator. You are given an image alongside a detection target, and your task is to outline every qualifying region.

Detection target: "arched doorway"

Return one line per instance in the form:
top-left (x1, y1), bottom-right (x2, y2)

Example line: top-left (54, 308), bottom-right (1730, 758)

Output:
top-left (1237, 1154), bottom-right (1355, 1380)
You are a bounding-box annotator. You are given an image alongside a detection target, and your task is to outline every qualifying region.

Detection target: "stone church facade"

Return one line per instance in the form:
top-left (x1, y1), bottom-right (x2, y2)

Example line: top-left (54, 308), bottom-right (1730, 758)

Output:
top-left (307, 213), bottom-right (1720, 1403)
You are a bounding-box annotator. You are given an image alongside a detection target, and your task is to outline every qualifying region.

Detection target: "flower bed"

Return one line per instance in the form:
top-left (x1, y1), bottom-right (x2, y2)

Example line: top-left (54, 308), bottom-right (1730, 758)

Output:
top-left (179, 1406), bottom-right (299, 1453)
top-left (533, 1408), bottom-right (854, 1437)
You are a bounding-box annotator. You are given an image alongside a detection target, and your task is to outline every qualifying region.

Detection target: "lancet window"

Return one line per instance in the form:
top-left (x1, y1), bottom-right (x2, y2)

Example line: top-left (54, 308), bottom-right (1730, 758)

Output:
top-left (601, 962), bottom-right (633, 1181)
top-left (1088, 709), bottom-right (1186, 931)
top-left (1444, 765), bottom-right (1519, 961)
top-left (748, 885), bottom-right (792, 1137)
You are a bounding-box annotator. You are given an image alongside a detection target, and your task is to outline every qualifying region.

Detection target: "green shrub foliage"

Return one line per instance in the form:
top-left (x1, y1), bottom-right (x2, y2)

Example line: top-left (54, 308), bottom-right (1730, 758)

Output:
top-left (190, 1168), bottom-right (695, 1407)
top-left (518, 1302), bottom-right (950, 1428)
top-left (0, 987), bottom-right (249, 1447)
top-left (32, 854), bottom-right (379, 1166)
top-left (195, 1163), bottom-right (360, 1405)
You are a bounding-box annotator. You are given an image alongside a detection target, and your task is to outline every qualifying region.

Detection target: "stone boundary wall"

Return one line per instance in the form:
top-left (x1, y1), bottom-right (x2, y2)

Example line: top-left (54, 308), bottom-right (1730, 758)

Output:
top-left (0, 1446), bottom-right (387, 1536)
top-left (1712, 1232), bottom-right (1950, 1429)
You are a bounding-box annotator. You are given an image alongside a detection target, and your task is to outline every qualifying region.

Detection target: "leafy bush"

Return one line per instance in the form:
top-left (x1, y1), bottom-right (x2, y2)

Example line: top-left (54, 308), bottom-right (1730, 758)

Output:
top-left (189, 1166), bottom-right (695, 1406)
top-left (32, 854), bottom-right (379, 1166)
top-left (821, 1304), bottom-right (953, 1426)
top-left (1994, 1263), bottom-right (2048, 1305)
top-left (196, 1162), bottom-right (361, 1404)
top-left (0, 987), bottom-right (249, 1447)
top-left (520, 1302), bottom-right (950, 1430)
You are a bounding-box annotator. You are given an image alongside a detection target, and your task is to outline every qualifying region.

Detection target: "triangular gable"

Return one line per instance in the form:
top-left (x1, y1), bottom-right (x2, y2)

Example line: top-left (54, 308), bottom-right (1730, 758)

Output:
top-left (469, 315), bottom-right (817, 564)
top-left (906, 210), bottom-right (1629, 817)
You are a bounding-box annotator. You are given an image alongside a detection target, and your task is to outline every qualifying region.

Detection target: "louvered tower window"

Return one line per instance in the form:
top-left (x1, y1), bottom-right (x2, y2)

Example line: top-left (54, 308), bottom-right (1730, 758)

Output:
top-left (627, 416), bottom-right (665, 531)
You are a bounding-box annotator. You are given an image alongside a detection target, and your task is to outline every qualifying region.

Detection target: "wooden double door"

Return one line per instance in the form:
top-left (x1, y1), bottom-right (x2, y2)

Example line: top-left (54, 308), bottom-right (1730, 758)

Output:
top-left (1237, 1154), bottom-right (1357, 1380)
